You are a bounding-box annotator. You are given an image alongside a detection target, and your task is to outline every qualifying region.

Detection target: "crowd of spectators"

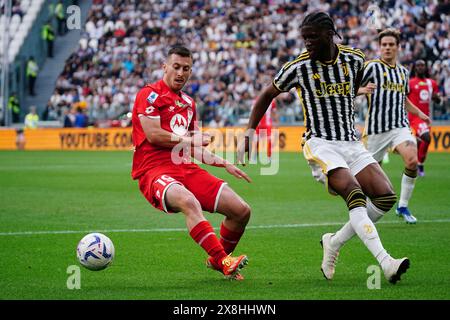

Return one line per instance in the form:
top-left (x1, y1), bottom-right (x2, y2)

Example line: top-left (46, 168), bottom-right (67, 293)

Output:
top-left (45, 0), bottom-right (450, 127)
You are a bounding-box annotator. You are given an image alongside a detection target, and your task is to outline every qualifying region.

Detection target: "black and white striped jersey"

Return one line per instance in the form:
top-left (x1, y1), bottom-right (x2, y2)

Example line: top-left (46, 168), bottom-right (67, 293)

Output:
top-left (273, 44), bottom-right (365, 141)
top-left (361, 59), bottom-right (410, 135)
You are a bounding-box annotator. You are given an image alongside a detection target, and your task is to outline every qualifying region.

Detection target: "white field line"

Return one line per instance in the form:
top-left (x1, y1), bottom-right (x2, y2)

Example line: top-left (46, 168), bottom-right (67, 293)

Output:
top-left (1, 219), bottom-right (450, 236)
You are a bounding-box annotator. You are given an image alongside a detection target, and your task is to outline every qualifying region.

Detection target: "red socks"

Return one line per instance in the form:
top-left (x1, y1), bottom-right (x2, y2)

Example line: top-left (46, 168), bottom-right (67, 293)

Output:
top-left (220, 222), bottom-right (245, 254)
top-left (190, 221), bottom-right (227, 264)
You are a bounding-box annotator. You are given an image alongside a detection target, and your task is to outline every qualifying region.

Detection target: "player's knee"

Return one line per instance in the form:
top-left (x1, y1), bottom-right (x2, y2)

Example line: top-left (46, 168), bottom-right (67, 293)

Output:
top-left (405, 158), bottom-right (418, 171)
top-left (239, 202), bottom-right (251, 223)
top-left (231, 202), bottom-right (251, 224)
top-left (370, 193), bottom-right (397, 212)
top-left (405, 155), bottom-right (418, 170)
top-left (345, 188), bottom-right (367, 211)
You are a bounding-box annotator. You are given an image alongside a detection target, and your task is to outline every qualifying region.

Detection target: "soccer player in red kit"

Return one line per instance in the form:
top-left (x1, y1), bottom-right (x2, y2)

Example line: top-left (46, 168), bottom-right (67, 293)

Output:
top-left (256, 99), bottom-right (278, 160)
top-left (132, 45), bottom-right (251, 280)
top-left (407, 60), bottom-right (441, 176)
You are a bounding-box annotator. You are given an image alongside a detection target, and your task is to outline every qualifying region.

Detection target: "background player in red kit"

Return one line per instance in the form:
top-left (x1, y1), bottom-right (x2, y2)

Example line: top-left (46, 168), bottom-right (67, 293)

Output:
top-left (132, 45), bottom-right (251, 280)
top-left (407, 60), bottom-right (441, 176)
top-left (255, 99), bottom-right (278, 161)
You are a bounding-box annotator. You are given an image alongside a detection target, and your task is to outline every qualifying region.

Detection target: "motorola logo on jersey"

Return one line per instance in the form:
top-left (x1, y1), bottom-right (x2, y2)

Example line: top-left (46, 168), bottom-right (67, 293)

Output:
top-left (419, 89), bottom-right (430, 101)
top-left (170, 114), bottom-right (188, 135)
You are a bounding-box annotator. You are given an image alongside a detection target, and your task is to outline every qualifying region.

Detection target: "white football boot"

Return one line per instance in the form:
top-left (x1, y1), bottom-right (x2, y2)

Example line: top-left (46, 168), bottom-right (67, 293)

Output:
top-left (320, 233), bottom-right (340, 280)
top-left (382, 257), bottom-right (410, 284)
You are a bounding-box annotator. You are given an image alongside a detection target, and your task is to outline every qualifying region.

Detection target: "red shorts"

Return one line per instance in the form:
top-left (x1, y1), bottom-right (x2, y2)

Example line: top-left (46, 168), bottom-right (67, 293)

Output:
top-left (138, 163), bottom-right (226, 213)
top-left (409, 118), bottom-right (430, 137)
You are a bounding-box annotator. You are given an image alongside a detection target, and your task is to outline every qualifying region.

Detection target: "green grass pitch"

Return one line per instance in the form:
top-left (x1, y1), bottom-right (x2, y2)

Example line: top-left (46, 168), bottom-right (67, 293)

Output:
top-left (0, 151), bottom-right (449, 300)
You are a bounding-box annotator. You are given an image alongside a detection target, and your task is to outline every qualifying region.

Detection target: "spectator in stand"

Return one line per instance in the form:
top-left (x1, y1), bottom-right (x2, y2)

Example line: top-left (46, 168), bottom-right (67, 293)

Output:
top-left (74, 107), bottom-right (89, 128)
top-left (47, 1), bottom-right (449, 127)
top-left (63, 108), bottom-right (75, 127)
top-left (24, 106), bottom-right (39, 129)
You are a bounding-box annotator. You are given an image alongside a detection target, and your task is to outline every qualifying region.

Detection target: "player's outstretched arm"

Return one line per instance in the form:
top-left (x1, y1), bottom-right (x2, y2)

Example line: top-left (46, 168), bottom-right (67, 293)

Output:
top-left (406, 98), bottom-right (432, 125)
top-left (191, 146), bottom-right (251, 183)
top-left (224, 162), bottom-right (252, 183)
top-left (237, 84), bottom-right (281, 165)
top-left (140, 116), bottom-right (211, 148)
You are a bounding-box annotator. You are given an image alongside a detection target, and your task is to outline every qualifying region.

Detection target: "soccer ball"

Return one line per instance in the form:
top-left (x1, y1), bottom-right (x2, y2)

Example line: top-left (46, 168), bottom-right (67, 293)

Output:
top-left (76, 233), bottom-right (115, 271)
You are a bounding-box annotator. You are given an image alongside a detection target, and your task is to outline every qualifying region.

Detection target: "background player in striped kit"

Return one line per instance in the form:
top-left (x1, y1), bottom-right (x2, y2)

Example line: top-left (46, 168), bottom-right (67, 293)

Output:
top-left (407, 60), bottom-right (442, 177)
top-left (238, 12), bottom-right (409, 284)
top-left (358, 29), bottom-right (431, 224)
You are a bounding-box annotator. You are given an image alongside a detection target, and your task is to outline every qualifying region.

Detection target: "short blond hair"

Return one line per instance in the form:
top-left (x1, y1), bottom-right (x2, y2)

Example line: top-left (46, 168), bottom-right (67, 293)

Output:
top-left (378, 28), bottom-right (400, 45)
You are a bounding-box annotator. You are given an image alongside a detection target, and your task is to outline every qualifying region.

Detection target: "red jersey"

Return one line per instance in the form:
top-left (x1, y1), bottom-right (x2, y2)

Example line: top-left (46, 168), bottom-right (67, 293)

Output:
top-left (408, 77), bottom-right (439, 120)
top-left (131, 79), bottom-right (196, 179)
top-left (256, 100), bottom-right (277, 129)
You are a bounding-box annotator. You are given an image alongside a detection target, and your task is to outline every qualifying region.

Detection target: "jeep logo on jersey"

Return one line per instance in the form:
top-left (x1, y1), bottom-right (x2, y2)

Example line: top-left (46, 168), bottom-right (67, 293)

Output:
top-left (147, 91), bottom-right (159, 104)
top-left (170, 114), bottom-right (188, 135)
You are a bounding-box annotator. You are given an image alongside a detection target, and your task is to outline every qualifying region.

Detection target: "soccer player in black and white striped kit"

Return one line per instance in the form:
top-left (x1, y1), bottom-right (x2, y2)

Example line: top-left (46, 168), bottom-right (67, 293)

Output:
top-left (358, 29), bottom-right (431, 224)
top-left (238, 12), bottom-right (409, 284)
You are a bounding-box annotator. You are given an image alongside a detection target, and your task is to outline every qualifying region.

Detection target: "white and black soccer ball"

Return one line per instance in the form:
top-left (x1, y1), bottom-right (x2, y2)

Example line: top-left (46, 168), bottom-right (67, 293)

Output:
top-left (76, 233), bottom-right (115, 271)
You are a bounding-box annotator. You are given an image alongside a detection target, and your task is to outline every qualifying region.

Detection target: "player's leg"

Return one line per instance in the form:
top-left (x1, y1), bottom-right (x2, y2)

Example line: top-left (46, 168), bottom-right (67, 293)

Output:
top-left (215, 185), bottom-right (251, 254)
top-left (411, 120), bottom-right (430, 176)
top-left (328, 136), bottom-right (391, 250)
top-left (165, 183), bottom-right (246, 278)
top-left (418, 129), bottom-right (431, 176)
top-left (304, 139), bottom-right (391, 279)
top-left (327, 167), bottom-right (408, 283)
top-left (183, 166), bottom-right (249, 278)
top-left (202, 185), bottom-right (251, 280)
top-left (330, 162), bottom-right (395, 247)
top-left (355, 164), bottom-right (409, 282)
top-left (138, 171), bottom-right (236, 275)
top-left (328, 168), bottom-right (390, 264)
top-left (163, 183), bottom-right (227, 267)
top-left (393, 131), bottom-right (418, 223)
top-left (164, 183), bottom-right (207, 229)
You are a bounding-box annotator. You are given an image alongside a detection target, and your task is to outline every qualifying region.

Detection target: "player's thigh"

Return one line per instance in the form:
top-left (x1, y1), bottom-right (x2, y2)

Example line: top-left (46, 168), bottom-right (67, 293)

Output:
top-left (393, 130), bottom-right (417, 166)
top-left (345, 140), bottom-right (378, 177)
top-left (164, 183), bottom-right (201, 213)
top-left (365, 133), bottom-right (391, 162)
top-left (303, 138), bottom-right (350, 195)
top-left (327, 167), bottom-right (361, 199)
top-left (183, 165), bottom-right (226, 213)
top-left (138, 171), bottom-right (184, 213)
top-left (355, 162), bottom-right (394, 198)
top-left (303, 138), bottom-right (349, 175)
top-left (215, 185), bottom-right (251, 220)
